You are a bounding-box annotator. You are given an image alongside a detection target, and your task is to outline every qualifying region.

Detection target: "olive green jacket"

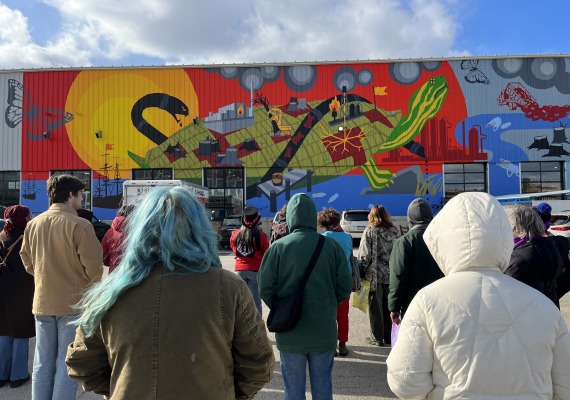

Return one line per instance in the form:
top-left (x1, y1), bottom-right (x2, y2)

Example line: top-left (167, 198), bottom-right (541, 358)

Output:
top-left (259, 193), bottom-right (352, 353)
top-left (66, 266), bottom-right (275, 399)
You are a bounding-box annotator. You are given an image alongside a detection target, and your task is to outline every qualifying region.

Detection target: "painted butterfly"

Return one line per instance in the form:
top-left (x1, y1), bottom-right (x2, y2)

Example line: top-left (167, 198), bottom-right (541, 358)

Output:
top-left (460, 60), bottom-right (490, 85)
top-left (4, 78), bottom-right (74, 140)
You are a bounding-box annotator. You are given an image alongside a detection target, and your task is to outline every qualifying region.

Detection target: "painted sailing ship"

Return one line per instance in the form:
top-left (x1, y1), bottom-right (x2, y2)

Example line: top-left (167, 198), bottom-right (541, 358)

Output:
top-left (93, 151), bottom-right (123, 208)
top-left (22, 176), bottom-right (38, 200)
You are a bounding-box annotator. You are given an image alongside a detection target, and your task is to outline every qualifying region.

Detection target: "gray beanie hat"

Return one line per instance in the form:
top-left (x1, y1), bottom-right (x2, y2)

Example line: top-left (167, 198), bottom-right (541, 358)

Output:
top-left (407, 198), bottom-right (433, 227)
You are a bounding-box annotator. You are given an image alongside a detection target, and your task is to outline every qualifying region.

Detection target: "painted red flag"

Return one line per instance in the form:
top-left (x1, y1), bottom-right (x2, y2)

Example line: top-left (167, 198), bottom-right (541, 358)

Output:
top-left (106, 143), bottom-right (113, 150)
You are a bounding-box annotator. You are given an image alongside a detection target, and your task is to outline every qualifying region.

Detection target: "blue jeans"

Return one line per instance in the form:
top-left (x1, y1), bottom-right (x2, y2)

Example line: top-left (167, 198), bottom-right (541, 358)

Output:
top-left (237, 270), bottom-right (262, 316)
top-left (280, 351), bottom-right (335, 400)
top-left (32, 315), bottom-right (78, 400)
top-left (0, 336), bottom-right (30, 380)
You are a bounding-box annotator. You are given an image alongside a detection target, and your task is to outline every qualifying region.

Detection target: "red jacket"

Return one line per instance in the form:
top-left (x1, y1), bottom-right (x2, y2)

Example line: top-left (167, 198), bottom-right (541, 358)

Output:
top-left (229, 229), bottom-right (269, 272)
top-left (101, 216), bottom-right (127, 273)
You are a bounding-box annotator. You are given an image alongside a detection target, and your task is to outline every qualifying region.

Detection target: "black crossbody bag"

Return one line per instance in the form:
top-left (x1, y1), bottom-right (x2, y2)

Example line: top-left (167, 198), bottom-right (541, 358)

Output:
top-left (267, 235), bottom-right (325, 333)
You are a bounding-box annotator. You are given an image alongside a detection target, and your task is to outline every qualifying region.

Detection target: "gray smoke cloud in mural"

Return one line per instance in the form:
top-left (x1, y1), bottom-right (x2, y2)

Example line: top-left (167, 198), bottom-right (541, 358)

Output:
top-left (358, 69), bottom-right (373, 85)
top-left (219, 67), bottom-right (239, 79)
top-left (206, 66), bottom-right (283, 91)
top-left (492, 57), bottom-right (570, 94)
top-left (332, 66), bottom-right (374, 92)
top-left (389, 61), bottom-right (443, 85)
top-left (283, 65), bottom-right (318, 92)
top-left (208, 65), bottom-right (317, 92)
top-left (333, 66), bottom-right (357, 92)
top-left (240, 68), bottom-right (264, 91)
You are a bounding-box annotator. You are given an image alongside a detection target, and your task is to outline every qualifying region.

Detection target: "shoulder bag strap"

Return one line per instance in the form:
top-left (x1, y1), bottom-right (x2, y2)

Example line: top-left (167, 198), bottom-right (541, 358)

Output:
top-left (298, 235), bottom-right (325, 288)
top-left (0, 235), bottom-right (23, 266)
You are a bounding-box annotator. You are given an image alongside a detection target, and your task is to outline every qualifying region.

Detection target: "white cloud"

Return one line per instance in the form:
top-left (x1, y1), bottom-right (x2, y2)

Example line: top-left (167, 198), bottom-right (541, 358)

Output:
top-left (0, 0), bottom-right (470, 69)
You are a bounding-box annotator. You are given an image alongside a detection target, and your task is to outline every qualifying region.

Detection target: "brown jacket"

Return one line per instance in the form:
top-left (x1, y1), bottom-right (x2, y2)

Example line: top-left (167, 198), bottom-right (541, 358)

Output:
top-left (20, 203), bottom-right (103, 315)
top-left (66, 266), bottom-right (275, 400)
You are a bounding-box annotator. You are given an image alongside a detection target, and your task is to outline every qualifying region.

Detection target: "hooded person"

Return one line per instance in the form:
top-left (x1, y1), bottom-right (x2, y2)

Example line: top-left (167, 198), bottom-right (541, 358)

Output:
top-left (258, 193), bottom-right (352, 400)
top-left (388, 198), bottom-right (442, 323)
top-left (387, 192), bottom-right (570, 399)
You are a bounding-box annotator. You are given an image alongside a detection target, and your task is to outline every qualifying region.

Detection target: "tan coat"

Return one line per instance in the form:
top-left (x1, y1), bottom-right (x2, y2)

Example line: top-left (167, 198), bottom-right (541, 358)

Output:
top-left (66, 266), bottom-right (275, 400)
top-left (20, 203), bottom-right (103, 315)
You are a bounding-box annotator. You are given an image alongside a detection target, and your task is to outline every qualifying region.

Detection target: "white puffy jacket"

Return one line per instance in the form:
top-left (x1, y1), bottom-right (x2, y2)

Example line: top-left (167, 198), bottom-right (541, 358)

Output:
top-left (386, 192), bottom-right (570, 399)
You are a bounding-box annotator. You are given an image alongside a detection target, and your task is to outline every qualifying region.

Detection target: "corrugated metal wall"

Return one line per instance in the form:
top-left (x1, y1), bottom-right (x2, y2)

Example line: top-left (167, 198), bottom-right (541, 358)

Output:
top-left (0, 72), bottom-right (23, 171)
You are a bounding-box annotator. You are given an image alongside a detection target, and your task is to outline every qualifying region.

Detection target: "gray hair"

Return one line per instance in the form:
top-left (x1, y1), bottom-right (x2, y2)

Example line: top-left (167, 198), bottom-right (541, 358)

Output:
top-left (506, 205), bottom-right (545, 240)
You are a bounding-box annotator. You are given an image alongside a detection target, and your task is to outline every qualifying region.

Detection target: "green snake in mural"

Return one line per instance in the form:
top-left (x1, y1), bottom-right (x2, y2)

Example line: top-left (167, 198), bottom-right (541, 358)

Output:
top-left (362, 75), bottom-right (449, 190)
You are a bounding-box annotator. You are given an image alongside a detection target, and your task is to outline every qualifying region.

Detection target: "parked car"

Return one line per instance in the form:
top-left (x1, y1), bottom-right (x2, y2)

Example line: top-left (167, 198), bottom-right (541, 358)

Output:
top-left (218, 215), bottom-right (243, 249)
top-left (90, 214), bottom-right (112, 242)
top-left (549, 212), bottom-right (570, 239)
top-left (340, 209), bottom-right (370, 240)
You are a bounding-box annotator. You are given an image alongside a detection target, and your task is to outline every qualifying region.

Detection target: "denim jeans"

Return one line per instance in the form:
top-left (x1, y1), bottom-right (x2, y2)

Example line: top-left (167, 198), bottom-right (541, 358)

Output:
top-left (280, 351), bottom-right (335, 400)
top-left (237, 270), bottom-right (262, 316)
top-left (32, 315), bottom-right (78, 400)
top-left (0, 336), bottom-right (30, 380)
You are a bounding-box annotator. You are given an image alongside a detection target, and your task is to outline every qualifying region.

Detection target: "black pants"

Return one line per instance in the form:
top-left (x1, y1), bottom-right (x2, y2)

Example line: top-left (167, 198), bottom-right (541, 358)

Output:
top-left (368, 283), bottom-right (391, 344)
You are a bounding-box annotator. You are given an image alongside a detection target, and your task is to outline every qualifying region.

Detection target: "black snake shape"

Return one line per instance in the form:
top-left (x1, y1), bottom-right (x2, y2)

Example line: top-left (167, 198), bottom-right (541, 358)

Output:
top-left (131, 93), bottom-right (189, 145)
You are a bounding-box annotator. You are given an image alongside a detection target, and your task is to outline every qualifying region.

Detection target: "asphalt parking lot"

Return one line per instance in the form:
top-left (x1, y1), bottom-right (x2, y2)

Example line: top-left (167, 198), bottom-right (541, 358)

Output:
top-left (5, 249), bottom-right (570, 399)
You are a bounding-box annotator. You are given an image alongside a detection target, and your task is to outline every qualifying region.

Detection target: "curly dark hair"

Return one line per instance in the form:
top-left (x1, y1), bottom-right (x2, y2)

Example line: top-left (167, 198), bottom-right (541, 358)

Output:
top-left (317, 207), bottom-right (341, 230)
top-left (47, 175), bottom-right (85, 204)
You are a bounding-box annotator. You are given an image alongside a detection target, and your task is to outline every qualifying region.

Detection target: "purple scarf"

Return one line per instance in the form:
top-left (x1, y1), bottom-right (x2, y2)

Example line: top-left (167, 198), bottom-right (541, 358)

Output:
top-left (513, 237), bottom-right (527, 249)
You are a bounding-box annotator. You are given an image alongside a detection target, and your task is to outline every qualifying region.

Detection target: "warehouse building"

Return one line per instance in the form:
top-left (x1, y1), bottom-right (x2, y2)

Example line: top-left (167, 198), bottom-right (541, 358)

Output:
top-left (1, 55), bottom-right (569, 219)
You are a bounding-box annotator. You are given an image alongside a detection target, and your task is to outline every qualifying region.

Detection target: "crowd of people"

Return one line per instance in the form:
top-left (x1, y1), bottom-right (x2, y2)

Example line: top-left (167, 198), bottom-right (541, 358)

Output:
top-left (1, 176), bottom-right (570, 399)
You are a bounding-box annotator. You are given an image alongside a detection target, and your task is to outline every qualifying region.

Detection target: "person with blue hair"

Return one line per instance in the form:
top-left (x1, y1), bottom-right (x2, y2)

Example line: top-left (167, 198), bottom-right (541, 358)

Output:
top-left (65, 186), bottom-right (275, 399)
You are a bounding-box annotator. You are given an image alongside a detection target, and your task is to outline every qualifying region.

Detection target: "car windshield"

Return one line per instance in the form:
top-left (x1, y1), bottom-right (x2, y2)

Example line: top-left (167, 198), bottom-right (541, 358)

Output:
top-left (551, 215), bottom-right (570, 226)
top-left (222, 217), bottom-right (242, 227)
top-left (343, 211), bottom-right (369, 221)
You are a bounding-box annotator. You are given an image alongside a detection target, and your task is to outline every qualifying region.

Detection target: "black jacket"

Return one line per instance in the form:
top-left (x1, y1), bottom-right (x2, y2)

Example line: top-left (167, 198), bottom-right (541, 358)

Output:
top-left (506, 236), bottom-right (563, 308)
top-left (0, 228), bottom-right (35, 338)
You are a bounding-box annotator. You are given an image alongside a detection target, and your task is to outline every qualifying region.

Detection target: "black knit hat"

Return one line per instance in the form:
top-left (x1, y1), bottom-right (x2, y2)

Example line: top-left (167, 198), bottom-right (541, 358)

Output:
top-left (407, 198), bottom-right (433, 227)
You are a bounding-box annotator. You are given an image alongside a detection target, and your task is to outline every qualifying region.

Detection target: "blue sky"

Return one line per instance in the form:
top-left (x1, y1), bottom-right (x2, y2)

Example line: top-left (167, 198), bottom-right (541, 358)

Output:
top-left (0, 0), bottom-right (569, 69)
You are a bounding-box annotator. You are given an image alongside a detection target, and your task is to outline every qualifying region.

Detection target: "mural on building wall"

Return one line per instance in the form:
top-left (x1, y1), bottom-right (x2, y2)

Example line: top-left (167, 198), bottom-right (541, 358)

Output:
top-left (3, 57), bottom-right (570, 219)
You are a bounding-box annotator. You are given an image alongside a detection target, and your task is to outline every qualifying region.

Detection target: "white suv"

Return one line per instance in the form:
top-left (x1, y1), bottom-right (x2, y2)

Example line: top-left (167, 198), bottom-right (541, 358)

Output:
top-left (549, 212), bottom-right (570, 239)
top-left (340, 209), bottom-right (370, 239)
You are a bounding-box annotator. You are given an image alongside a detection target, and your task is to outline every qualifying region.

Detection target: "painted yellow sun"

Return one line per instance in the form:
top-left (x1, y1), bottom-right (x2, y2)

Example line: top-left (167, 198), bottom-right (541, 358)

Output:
top-left (65, 69), bottom-right (198, 172)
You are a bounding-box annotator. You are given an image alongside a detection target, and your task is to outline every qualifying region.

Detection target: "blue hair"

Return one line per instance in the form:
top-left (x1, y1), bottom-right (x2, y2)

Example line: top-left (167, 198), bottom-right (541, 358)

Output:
top-left (75, 185), bottom-right (221, 337)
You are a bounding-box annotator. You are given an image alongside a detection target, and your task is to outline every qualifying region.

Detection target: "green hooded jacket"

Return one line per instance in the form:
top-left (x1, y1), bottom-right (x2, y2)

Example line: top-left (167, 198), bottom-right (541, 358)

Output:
top-left (259, 193), bottom-right (352, 353)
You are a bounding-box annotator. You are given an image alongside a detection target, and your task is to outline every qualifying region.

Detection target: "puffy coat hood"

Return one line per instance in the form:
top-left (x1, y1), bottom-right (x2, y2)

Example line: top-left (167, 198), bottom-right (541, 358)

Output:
top-left (286, 193), bottom-right (317, 233)
top-left (424, 192), bottom-right (513, 275)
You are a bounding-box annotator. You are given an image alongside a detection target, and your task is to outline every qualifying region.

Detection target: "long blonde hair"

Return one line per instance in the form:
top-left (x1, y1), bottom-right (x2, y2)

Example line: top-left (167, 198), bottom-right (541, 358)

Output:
top-left (368, 205), bottom-right (394, 229)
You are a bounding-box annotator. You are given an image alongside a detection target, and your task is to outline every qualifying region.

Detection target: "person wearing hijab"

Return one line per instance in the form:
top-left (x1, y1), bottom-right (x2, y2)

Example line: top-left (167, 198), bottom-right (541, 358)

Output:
top-left (0, 205), bottom-right (34, 389)
top-left (388, 198), bottom-right (443, 325)
top-left (230, 206), bottom-right (269, 315)
top-left (387, 192), bottom-right (570, 399)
